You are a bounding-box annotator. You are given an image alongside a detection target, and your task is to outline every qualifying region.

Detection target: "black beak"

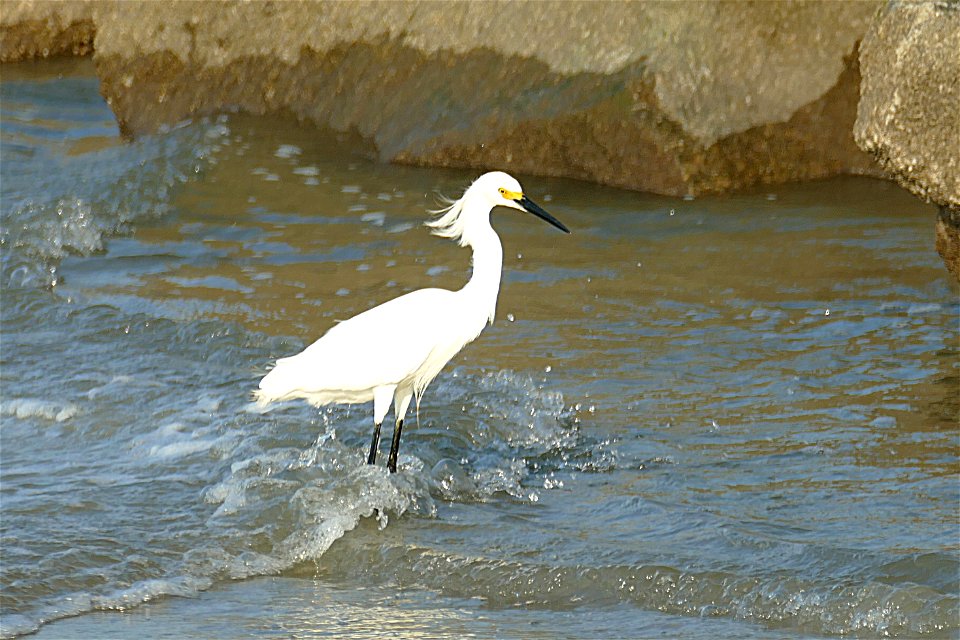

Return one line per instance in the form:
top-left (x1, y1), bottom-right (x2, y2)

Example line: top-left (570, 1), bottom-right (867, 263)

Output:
top-left (516, 195), bottom-right (570, 234)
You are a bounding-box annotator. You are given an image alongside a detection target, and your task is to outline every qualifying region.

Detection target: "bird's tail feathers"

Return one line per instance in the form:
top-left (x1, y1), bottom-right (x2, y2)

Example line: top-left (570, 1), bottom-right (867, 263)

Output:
top-left (253, 357), bottom-right (301, 408)
top-left (251, 388), bottom-right (274, 408)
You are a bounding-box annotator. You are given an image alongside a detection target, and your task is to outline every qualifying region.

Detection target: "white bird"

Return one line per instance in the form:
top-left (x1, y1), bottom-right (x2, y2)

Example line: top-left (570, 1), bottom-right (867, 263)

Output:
top-left (255, 171), bottom-right (569, 473)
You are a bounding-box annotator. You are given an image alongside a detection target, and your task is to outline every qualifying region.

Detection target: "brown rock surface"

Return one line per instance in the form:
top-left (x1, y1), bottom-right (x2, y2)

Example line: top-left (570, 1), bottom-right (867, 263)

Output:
top-left (936, 208), bottom-right (960, 283)
top-left (854, 1), bottom-right (960, 281)
top-left (0, 0), bottom-right (96, 61)
top-left (855, 1), bottom-right (960, 209)
top-left (3, 0), bottom-right (881, 197)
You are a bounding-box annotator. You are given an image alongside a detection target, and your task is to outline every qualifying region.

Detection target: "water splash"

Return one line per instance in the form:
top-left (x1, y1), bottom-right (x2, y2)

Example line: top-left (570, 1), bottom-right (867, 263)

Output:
top-left (1, 119), bottom-right (229, 289)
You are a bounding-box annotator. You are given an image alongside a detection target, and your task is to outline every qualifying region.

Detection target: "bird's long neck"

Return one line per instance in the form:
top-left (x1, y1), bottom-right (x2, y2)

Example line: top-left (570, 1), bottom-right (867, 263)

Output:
top-left (460, 224), bottom-right (503, 325)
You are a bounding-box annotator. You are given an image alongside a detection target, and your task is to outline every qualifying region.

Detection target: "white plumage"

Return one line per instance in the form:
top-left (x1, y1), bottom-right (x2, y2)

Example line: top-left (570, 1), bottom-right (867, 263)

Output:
top-left (255, 171), bottom-right (569, 472)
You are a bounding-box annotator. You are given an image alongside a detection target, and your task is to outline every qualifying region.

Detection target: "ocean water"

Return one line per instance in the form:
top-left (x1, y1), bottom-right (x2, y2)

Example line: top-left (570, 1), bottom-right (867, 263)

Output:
top-left (1, 58), bottom-right (957, 639)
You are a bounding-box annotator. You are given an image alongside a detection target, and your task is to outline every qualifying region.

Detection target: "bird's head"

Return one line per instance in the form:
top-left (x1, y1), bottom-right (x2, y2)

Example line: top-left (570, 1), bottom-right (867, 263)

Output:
top-left (478, 171), bottom-right (570, 234)
top-left (427, 171), bottom-right (569, 246)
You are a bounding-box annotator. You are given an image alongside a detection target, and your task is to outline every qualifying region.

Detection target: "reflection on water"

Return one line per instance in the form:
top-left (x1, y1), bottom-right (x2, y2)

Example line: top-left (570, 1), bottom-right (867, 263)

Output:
top-left (2, 59), bottom-right (958, 639)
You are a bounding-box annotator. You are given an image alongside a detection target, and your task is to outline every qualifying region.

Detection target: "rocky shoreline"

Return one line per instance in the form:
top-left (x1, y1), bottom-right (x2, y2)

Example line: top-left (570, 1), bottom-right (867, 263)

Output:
top-left (2, 0), bottom-right (957, 279)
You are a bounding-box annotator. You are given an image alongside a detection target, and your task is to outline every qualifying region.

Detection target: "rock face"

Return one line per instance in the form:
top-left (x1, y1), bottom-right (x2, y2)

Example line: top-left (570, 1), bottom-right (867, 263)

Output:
top-left (855, 1), bottom-right (960, 209)
top-left (936, 208), bottom-right (960, 283)
top-left (1, 0), bottom-right (881, 197)
top-left (0, 0), bottom-right (95, 61)
top-left (854, 1), bottom-right (960, 281)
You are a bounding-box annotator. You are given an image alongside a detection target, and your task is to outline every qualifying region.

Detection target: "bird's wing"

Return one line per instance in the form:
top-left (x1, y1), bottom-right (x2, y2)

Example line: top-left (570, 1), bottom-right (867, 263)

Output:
top-left (259, 288), bottom-right (455, 399)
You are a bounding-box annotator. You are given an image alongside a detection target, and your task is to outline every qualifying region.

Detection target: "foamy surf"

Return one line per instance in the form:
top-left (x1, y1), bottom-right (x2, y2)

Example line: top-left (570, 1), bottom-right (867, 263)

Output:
top-left (2, 362), bottom-right (589, 638)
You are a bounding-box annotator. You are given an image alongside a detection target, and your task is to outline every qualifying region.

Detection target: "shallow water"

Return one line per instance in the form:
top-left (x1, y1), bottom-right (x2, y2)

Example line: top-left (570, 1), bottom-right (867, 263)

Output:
top-left (1, 58), bottom-right (958, 639)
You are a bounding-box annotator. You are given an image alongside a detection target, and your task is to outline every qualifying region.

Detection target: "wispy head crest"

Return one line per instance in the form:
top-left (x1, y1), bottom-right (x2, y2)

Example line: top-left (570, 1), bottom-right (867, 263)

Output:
top-left (425, 192), bottom-right (469, 246)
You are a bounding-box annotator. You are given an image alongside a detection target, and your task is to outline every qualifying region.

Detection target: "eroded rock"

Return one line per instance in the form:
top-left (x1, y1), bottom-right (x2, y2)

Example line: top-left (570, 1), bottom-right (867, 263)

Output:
top-left (7, 0), bottom-right (878, 197)
top-left (936, 207), bottom-right (960, 282)
top-left (855, 1), bottom-right (960, 208)
top-left (0, 0), bottom-right (96, 62)
top-left (855, 1), bottom-right (960, 280)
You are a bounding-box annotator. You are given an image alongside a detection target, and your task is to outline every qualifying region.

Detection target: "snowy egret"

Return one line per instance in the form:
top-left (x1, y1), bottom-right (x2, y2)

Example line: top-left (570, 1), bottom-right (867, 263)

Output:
top-left (255, 171), bottom-right (569, 472)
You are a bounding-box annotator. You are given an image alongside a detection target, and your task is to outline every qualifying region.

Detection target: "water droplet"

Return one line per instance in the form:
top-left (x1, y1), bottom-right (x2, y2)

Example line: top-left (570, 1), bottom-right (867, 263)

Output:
top-left (506, 313), bottom-right (515, 322)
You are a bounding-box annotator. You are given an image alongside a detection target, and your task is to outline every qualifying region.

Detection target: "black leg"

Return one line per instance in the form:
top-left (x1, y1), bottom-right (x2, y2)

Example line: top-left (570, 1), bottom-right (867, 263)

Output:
top-left (367, 422), bottom-right (382, 465)
top-left (387, 419), bottom-right (404, 473)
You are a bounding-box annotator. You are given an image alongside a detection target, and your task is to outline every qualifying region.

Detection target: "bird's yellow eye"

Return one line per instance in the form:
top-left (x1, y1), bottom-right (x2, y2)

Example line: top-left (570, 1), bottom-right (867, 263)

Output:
top-left (499, 187), bottom-right (522, 200)
top-left (498, 188), bottom-right (506, 195)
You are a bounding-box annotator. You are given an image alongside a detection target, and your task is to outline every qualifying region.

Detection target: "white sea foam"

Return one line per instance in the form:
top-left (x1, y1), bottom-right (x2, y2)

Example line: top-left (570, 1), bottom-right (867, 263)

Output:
top-left (2, 398), bottom-right (79, 422)
top-left (136, 421), bottom-right (221, 461)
